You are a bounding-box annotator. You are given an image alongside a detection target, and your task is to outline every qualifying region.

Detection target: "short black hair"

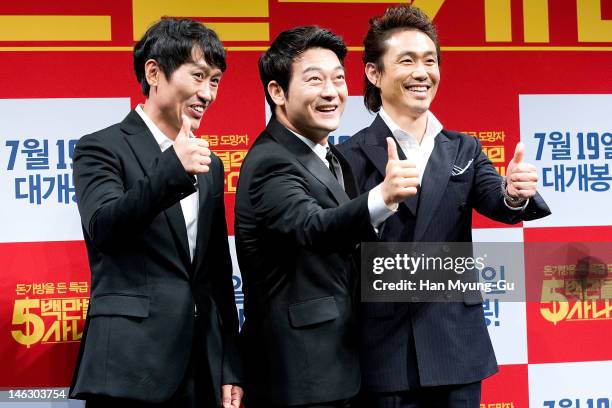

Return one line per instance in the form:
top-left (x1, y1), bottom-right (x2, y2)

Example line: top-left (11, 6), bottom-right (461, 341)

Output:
top-left (133, 18), bottom-right (226, 97)
top-left (363, 5), bottom-right (440, 112)
top-left (259, 26), bottom-right (347, 115)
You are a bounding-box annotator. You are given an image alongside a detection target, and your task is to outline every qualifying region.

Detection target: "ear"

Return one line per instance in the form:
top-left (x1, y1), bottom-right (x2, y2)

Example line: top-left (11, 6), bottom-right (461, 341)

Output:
top-left (365, 62), bottom-right (381, 88)
top-left (267, 80), bottom-right (286, 107)
top-left (144, 59), bottom-right (160, 88)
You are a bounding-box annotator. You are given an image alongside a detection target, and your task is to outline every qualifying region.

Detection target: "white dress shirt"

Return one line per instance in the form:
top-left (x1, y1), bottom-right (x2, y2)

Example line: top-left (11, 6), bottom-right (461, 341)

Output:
top-left (136, 105), bottom-right (199, 261)
top-left (290, 130), bottom-right (393, 228)
top-left (379, 107), bottom-right (442, 185)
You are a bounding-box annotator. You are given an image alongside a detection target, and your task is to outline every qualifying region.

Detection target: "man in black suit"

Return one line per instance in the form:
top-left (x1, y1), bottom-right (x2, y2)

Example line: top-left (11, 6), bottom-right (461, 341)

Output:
top-left (234, 26), bottom-right (419, 408)
top-left (70, 18), bottom-right (242, 408)
top-left (337, 5), bottom-right (551, 408)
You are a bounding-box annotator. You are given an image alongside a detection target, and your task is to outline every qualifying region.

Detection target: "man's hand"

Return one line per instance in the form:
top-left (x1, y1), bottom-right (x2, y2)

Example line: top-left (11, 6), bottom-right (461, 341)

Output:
top-left (381, 137), bottom-right (419, 207)
top-left (221, 384), bottom-right (243, 408)
top-left (506, 142), bottom-right (538, 199)
top-left (174, 114), bottom-right (211, 175)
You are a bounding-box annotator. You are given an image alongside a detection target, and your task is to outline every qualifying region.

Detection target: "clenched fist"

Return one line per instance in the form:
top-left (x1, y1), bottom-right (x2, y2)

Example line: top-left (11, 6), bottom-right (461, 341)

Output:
top-left (174, 114), bottom-right (211, 175)
top-left (381, 137), bottom-right (420, 207)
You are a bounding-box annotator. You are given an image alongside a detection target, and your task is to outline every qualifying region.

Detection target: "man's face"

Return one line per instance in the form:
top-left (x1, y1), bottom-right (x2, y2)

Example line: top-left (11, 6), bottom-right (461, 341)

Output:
top-left (372, 29), bottom-right (440, 120)
top-left (275, 47), bottom-right (347, 143)
top-left (150, 48), bottom-right (222, 134)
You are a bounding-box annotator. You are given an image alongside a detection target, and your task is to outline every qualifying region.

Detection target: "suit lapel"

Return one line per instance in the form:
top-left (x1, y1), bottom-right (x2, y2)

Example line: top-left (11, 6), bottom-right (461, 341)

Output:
top-left (121, 110), bottom-right (192, 271)
top-left (413, 130), bottom-right (458, 240)
top-left (267, 119), bottom-right (349, 205)
top-left (359, 115), bottom-right (418, 215)
top-left (192, 170), bottom-right (212, 279)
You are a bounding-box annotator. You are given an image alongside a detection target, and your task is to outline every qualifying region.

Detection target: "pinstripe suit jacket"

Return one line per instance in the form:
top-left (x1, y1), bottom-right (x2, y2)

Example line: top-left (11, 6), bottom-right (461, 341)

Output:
top-left (337, 114), bottom-right (551, 392)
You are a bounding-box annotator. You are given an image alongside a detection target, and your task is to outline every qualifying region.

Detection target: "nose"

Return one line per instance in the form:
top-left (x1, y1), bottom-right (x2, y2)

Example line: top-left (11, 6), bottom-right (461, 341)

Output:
top-left (197, 80), bottom-right (213, 102)
top-left (320, 79), bottom-right (338, 99)
top-left (411, 62), bottom-right (428, 81)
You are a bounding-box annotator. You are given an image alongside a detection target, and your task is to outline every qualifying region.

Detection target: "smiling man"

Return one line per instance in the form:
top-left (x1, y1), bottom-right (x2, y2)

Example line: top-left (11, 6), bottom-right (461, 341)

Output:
top-left (234, 26), bottom-right (419, 408)
top-left (337, 5), bottom-right (551, 408)
top-left (70, 18), bottom-right (242, 408)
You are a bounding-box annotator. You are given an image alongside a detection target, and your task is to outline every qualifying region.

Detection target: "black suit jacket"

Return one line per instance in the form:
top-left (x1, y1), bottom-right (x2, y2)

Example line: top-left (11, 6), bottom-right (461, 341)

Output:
top-left (69, 110), bottom-right (241, 405)
top-left (234, 118), bottom-right (376, 406)
top-left (337, 115), bottom-right (551, 392)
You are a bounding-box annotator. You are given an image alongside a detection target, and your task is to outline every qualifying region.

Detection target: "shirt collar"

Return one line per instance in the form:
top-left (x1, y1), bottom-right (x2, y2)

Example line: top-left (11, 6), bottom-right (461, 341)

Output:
top-left (135, 104), bottom-right (174, 152)
top-left (286, 127), bottom-right (329, 163)
top-left (379, 107), bottom-right (443, 145)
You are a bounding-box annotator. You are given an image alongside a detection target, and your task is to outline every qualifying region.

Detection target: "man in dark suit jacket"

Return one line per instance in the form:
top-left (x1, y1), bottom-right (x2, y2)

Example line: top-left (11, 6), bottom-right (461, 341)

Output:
top-left (234, 27), bottom-right (419, 408)
top-left (337, 5), bottom-right (551, 408)
top-left (70, 18), bottom-right (242, 408)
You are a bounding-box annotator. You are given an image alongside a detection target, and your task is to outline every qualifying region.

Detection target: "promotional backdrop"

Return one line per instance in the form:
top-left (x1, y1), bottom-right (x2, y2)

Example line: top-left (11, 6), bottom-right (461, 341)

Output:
top-left (1, 1), bottom-right (611, 407)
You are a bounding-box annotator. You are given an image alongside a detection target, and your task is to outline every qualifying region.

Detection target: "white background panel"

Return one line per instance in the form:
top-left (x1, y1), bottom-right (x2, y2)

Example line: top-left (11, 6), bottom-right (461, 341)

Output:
top-left (519, 94), bottom-right (612, 228)
top-left (529, 361), bottom-right (612, 407)
top-left (331, 95), bottom-right (376, 140)
top-left (473, 227), bottom-right (528, 364)
top-left (0, 98), bottom-right (130, 243)
top-left (228, 236), bottom-right (245, 328)
top-left (472, 228), bottom-right (527, 303)
top-left (485, 301), bottom-right (528, 365)
top-left (472, 227), bottom-right (524, 243)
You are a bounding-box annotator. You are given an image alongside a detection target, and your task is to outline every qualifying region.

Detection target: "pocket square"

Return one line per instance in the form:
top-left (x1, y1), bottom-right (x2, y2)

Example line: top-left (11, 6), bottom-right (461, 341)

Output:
top-left (451, 159), bottom-right (474, 176)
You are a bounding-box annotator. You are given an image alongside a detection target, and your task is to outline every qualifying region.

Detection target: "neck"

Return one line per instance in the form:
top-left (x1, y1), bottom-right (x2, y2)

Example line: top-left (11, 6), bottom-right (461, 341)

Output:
top-left (383, 105), bottom-right (428, 144)
top-left (274, 112), bottom-right (329, 146)
top-left (142, 100), bottom-right (180, 141)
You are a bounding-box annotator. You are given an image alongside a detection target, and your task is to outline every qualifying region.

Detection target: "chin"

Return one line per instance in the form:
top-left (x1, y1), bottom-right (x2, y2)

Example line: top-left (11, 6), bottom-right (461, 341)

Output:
top-left (319, 119), bottom-right (340, 131)
top-left (190, 119), bottom-right (202, 130)
top-left (307, 127), bottom-right (333, 142)
top-left (405, 103), bottom-right (429, 116)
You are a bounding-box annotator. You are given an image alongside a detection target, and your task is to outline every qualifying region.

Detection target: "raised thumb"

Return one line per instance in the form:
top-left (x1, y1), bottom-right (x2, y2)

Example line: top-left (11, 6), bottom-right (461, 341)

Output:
top-left (178, 114), bottom-right (192, 139)
top-left (387, 137), bottom-right (399, 161)
top-left (512, 141), bottom-right (524, 164)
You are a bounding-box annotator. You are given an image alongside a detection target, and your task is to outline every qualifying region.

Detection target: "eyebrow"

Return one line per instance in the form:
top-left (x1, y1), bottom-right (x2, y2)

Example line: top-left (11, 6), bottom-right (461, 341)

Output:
top-left (191, 61), bottom-right (222, 75)
top-left (396, 50), bottom-right (437, 60)
top-left (301, 65), bottom-right (345, 75)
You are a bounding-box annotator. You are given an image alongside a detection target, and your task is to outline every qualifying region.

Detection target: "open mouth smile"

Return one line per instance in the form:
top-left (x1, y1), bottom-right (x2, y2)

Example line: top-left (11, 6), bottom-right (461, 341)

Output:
top-left (404, 84), bottom-right (431, 96)
top-left (187, 104), bottom-right (206, 118)
top-left (315, 105), bottom-right (338, 114)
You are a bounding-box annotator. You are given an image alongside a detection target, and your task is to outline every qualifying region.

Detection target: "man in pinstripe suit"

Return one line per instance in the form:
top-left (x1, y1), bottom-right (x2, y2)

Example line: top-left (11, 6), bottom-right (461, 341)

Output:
top-left (338, 5), bottom-right (550, 408)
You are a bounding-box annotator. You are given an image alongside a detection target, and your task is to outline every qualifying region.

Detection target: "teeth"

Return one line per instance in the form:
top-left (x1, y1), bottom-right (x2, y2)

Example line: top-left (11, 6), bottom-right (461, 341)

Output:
top-left (192, 106), bottom-right (204, 113)
top-left (407, 86), bottom-right (427, 92)
top-left (318, 107), bottom-right (335, 112)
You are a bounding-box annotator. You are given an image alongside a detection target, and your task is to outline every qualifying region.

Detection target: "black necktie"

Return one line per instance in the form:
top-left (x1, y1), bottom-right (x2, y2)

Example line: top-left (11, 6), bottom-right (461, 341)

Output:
top-left (325, 147), bottom-right (344, 188)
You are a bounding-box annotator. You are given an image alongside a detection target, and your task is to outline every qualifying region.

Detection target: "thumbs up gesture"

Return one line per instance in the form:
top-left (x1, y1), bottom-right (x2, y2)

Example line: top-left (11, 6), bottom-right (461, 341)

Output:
top-left (381, 137), bottom-right (419, 206)
top-left (174, 114), bottom-right (211, 175)
top-left (505, 142), bottom-right (538, 200)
